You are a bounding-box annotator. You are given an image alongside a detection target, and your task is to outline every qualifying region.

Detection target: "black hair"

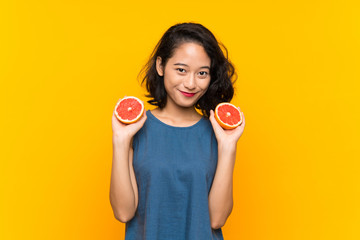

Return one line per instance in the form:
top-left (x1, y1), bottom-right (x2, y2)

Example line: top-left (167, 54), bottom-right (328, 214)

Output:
top-left (139, 22), bottom-right (236, 118)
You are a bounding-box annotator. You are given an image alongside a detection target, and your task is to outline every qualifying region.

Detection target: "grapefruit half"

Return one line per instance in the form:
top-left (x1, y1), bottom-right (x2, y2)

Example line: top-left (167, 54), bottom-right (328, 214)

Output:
top-left (114, 96), bottom-right (145, 124)
top-left (215, 102), bottom-right (243, 130)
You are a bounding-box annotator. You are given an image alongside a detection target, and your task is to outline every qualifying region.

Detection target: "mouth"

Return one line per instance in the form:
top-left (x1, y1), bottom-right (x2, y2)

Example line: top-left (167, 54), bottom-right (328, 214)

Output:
top-left (179, 90), bottom-right (196, 97)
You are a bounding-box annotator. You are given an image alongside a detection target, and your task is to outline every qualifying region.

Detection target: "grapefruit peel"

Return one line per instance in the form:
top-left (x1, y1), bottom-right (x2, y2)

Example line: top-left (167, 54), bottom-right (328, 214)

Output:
top-left (214, 102), bottom-right (243, 130)
top-left (114, 96), bottom-right (145, 124)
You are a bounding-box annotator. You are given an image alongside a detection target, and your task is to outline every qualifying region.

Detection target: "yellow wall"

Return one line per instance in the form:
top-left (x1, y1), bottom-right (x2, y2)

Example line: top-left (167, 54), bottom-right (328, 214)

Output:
top-left (1, 0), bottom-right (359, 239)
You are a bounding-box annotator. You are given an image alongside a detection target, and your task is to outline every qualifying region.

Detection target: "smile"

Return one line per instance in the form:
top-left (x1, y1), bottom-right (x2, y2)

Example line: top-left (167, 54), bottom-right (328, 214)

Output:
top-left (179, 90), bottom-right (196, 97)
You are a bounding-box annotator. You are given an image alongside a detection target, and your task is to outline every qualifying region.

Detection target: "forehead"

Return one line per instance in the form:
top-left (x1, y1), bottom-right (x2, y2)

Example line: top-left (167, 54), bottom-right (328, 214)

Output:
top-left (168, 42), bottom-right (211, 66)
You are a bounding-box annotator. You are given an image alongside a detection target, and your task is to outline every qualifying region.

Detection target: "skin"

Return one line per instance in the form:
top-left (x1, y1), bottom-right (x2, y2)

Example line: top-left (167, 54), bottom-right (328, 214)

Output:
top-left (152, 42), bottom-right (211, 126)
top-left (110, 42), bottom-right (246, 229)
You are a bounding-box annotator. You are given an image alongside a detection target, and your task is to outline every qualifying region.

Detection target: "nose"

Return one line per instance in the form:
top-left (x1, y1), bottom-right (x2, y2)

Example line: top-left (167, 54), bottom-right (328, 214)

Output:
top-left (183, 74), bottom-right (196, 90)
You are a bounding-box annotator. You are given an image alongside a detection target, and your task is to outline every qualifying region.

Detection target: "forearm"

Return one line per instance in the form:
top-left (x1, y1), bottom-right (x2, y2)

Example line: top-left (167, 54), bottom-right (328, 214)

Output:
top-left (208, 143), bottom-right (237, 229)
top-left (109, 137), bottom-right (137, 222)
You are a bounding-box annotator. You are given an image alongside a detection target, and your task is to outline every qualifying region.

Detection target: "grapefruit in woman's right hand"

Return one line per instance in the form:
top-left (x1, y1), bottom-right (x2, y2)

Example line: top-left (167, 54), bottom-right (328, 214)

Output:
top-left (114, 96), bottom-right (145, 124)
top-left (112, 96), bottom-right (147, 140)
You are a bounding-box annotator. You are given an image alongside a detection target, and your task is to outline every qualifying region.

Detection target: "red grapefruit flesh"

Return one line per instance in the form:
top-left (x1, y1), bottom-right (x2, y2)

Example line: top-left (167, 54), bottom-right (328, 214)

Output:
top-left (215, 102), bottom-right (243, 130)
top-left (114, 96), bottom-right (144, 124)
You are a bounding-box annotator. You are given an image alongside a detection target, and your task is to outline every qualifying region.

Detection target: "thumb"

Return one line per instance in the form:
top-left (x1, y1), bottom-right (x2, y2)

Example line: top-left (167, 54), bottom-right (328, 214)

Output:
top-left (209, 110), bottom-right (224, 135)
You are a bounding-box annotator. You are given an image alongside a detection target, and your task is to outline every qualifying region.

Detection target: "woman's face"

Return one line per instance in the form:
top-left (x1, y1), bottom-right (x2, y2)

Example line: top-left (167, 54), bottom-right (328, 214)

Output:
top-left (156, 42), bottom-right (211, 109)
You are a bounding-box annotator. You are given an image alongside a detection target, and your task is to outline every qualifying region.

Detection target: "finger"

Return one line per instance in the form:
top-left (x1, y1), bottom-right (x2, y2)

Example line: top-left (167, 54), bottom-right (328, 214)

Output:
top-left (241, 112), bottom-right (245, 126)
top-left (237, 107), bottom-right (243, 122)
top-left (130, 110), bottom-right (147, 128)
top-left (209, 110), bottom-right (217, 124)
top-left (237, 112), bottom-right (245, 130)
top-left (138, 111), bottom-right (147, 124)
top-left (209, 110), bottom-right (224, 134)
top-left (127, 111), bottom-right (147, 133)
top-left (114, 99), bottom-right (121, 115)
top-left (112, 110), bottom-right (119, 120)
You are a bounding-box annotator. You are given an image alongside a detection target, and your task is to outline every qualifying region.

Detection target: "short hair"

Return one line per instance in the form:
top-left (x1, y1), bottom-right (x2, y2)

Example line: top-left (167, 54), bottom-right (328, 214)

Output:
top-left (139, 22), bottom-right (236, 118)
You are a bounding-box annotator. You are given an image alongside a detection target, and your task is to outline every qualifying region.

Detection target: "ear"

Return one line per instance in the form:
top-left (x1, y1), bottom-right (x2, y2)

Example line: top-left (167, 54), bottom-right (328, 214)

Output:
top-left (156, 56), bottom-right (164, 76)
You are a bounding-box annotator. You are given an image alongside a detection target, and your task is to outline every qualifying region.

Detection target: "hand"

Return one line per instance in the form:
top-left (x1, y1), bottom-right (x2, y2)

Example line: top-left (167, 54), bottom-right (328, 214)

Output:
top-left (209, 108), bottom-right (245, 147)
top-left (111, 98), bottom-right (147, 142)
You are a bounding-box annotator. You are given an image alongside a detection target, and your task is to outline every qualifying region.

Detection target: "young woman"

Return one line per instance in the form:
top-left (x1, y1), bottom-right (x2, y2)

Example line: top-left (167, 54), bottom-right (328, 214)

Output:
top-left (110, 22), bottom-right (245, 240)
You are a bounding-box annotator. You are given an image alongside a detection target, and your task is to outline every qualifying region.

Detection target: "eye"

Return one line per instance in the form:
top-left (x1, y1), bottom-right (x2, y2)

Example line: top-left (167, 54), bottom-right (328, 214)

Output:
top-left (198, 71), bottom-right (209, 77)
top-left (176, 68), bottom-right (186, 73)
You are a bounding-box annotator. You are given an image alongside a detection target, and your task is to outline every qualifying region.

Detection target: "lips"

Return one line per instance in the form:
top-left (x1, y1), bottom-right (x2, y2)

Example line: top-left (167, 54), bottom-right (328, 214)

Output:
top-left (179, 90), bottom-right (196, 97)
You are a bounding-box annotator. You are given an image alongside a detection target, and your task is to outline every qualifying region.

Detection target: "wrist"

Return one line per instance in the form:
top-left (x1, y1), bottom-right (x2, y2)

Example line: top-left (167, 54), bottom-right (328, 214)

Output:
top-left (218, 142), bottom-right (237, 154)
top-left (112, 134), bottom-right (132, 147)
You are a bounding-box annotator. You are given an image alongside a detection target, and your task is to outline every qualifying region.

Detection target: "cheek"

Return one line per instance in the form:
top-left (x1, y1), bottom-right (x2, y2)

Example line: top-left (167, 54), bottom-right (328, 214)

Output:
top-left (199, 78), bottom-right (211, 90)
top-left (163, 73), bottom-right (179, 93)
top-left (196, 80), bottom-right (211, 100)
top-left (164, 72), bottom-right (182, 87)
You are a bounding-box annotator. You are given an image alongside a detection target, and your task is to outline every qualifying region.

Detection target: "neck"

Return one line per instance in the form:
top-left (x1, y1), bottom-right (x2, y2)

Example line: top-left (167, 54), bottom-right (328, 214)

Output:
top-left (162, 103), bottom-right (199, 119)
top-left (151, 97), bottom-right (202, 126)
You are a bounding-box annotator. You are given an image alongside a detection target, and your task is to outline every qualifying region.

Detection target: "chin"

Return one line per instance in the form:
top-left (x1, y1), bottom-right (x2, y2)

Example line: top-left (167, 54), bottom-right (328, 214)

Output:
top-left (171, 94), bottom-right (201, 108)
top-left (179, 101), bottom-right (199, 108)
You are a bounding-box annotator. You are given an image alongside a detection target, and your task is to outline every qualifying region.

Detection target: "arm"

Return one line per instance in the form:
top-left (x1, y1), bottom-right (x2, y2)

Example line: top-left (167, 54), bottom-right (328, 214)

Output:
top-left (110, 137), bottom-right (138, 222)
top-left (208, 109), bottom-right (246, 229)
top-left (109, 108), bottom-right (147, 223)
top-left (208, 143), bottom-right (236, 229)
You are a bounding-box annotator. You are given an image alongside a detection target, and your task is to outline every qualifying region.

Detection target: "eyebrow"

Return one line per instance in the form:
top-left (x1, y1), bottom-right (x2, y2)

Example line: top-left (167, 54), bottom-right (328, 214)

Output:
top-left (173, 63), bottom-right (210, 70)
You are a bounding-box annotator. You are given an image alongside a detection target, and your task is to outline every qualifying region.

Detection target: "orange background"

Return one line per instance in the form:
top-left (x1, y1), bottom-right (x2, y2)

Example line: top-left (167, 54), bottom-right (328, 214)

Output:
top-left (1, 0), bottom-right (359, 239)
